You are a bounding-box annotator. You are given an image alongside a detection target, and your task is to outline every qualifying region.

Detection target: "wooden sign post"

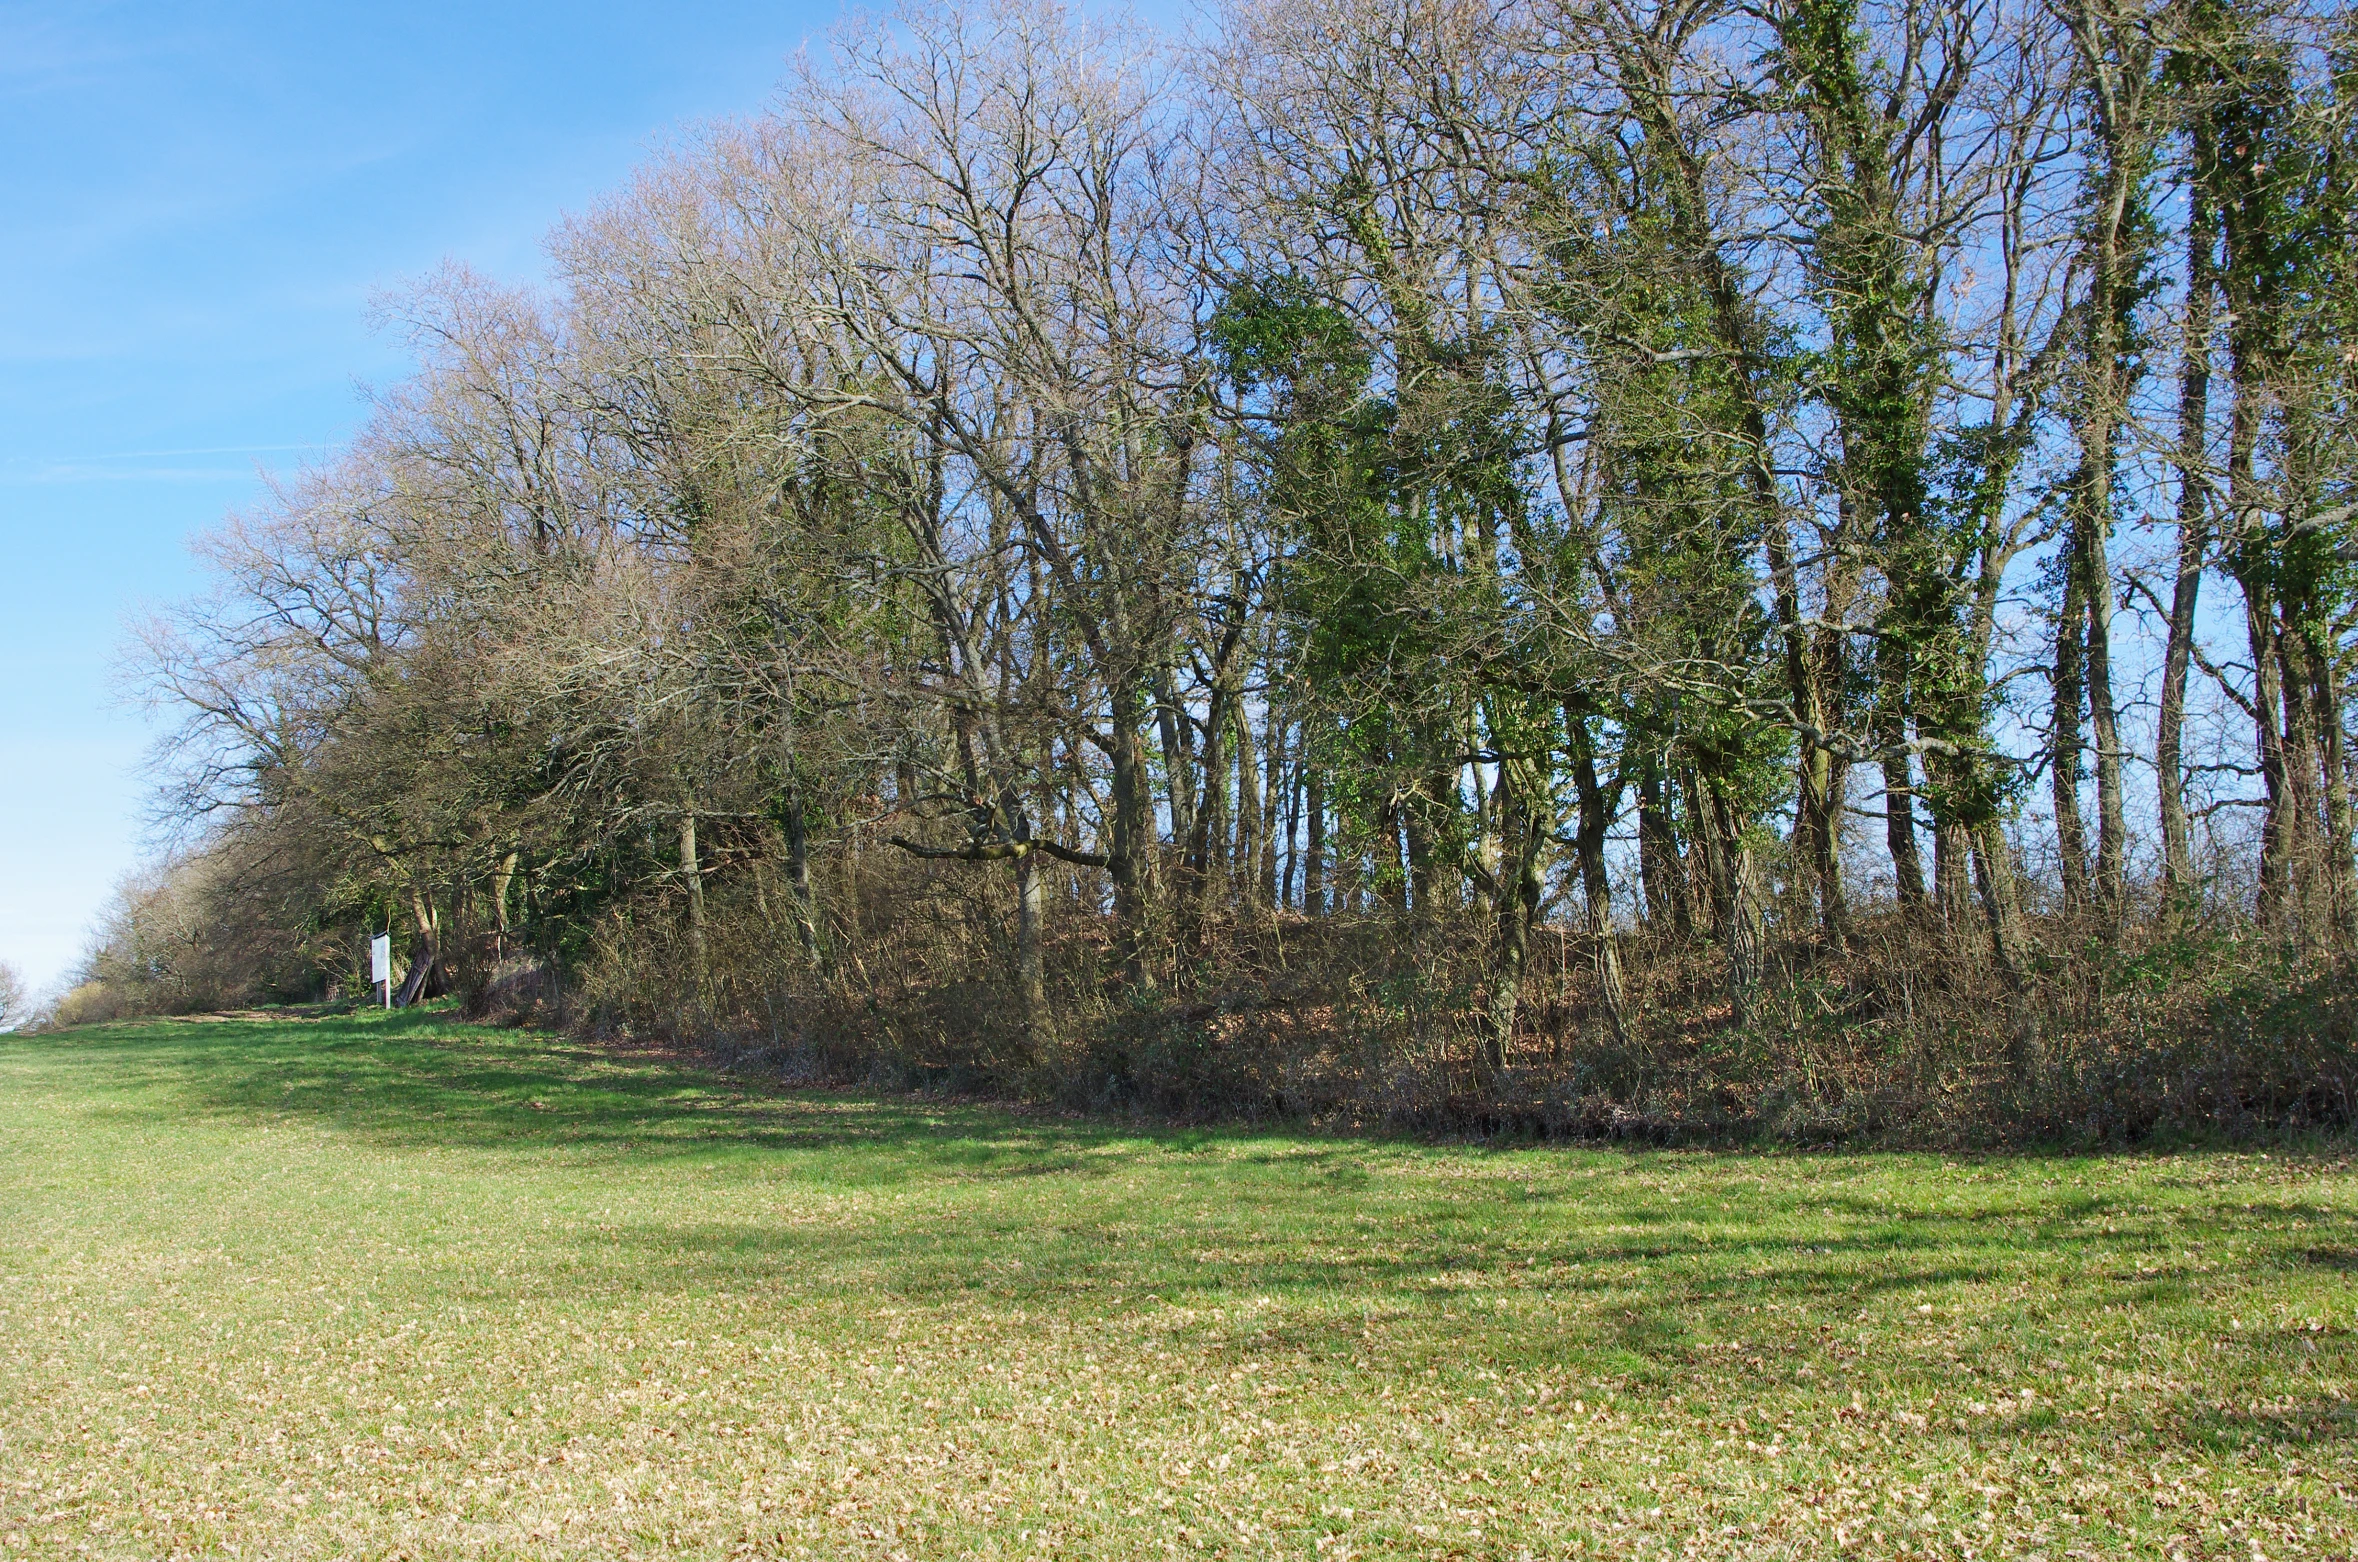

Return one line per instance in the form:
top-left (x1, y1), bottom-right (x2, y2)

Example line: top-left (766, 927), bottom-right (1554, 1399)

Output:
top-left (371, 934), bottom-right (392, 1010)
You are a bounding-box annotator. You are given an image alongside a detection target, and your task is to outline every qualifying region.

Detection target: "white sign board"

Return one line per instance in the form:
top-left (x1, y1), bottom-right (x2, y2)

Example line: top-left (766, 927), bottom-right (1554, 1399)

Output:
top-left (370, 935), bottom-right (392, 985)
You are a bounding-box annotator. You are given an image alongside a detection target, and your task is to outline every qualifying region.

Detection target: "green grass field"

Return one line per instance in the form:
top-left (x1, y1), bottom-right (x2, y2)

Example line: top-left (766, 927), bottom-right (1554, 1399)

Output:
top-left (0, 1013), bottom-right (2352, 1559)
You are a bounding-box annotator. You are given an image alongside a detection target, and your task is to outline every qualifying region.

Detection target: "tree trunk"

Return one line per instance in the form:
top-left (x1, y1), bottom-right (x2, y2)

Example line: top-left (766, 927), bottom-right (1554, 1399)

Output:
top-left (1933, 820), bottom-right (1974, 932)
top-left (1260, 710), bottom-right (1285, 908)
top-left (1387, 809), bottom-right (1413, 915)
top-left (1724, 837), bottom-right (1764, 1031)
top-left (1304, 758), bottom-right (1326, 913)
top-left (490, 849), bottom-right (519, 963)
top-left (1800, 742), bottom-right (1849, 945)
top-left (1971, 821), bottom-right (2033, 995)
top-left (1568, 715), bottom-right (1631, 1047)
top-left (1700, 777), bottom-right (1761, 1027)
top-left (1154, 667), bottom-right (1197, 850)
top-left (680, 809), bottom-right (709, 1004)
top-left (392, 882), bottom-right (440, 1008)
top-left (2244, 582), bottom-right (2295, 929)
top-left (2158, 164), bottom-right (2214, 899)
top-left (780, 790), bottom-right (825, 969)
top-left (1107, 678), bottom-right (1158, 990)
top-left (1972, 819), bottom-right (2038, 1077)
top-left (1478, 766), bottom-right (1545, 1078)
top-left (2277, 622), bottom-right (2322, 941)
top-left (1636, 753), bottom-right (1688, 937)
top-left (1874, 634), bottom-right (1926, 912)
top-left (1013, 841), bottom-right (1047, 1046)
top-left (2062, 0), bottom-right (2152, 920)
top-left (2218, 51), bottom-right (2292, 935)
top-left (1234, 703), bottom-right (1262, 907)
top-left (1809, 566), bottom-right (1861, 944)
top-left (1675, 765), bottom-right (1724, 939)
top-left (1191, 683), bottom-right (1229, 886)
top-left (2052, 556), bottom-right (2091, 911)
top-left (2084, 519), bottom-right (2128, 912)
top-left (1402, 767), bottom-right (1436, 914)
top-left (2160, 101), bottom-right (2219, 902)
top-left (2308, 634), bottom-right (2358, 944)
top-left (1881, 741), bottom-right (1927, 914)
top-left (1279, 721), bottom-right (1303, 908)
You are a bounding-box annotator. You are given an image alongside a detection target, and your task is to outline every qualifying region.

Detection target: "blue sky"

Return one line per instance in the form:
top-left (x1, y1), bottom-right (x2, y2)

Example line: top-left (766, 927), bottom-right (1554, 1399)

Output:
top-left (0, 0), bottom-right (914, 994)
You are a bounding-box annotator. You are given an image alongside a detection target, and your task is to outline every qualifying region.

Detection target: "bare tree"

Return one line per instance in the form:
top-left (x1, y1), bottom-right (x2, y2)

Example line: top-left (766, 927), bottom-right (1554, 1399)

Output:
top-left (0, 961), bottom-right (27, 1031)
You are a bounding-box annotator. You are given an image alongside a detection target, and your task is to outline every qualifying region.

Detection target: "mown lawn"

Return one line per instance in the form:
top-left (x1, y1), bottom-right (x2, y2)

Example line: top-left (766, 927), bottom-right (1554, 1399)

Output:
top-left (0, 1012), bottom-right (2352, 1559)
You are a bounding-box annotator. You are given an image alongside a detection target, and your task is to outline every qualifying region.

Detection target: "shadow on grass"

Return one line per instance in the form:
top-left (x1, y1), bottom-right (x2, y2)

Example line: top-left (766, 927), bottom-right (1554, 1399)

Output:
top-left (49, 1008), bottom-right (1141, 1171)
top-left (31, 1011), bottom-right (2028, 1272)
top-left (19, 1012), bottom-right (2356, 1443)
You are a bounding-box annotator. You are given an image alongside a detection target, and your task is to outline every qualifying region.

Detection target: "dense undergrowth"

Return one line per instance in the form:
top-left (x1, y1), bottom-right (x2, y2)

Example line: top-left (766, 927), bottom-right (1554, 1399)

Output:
top-left (493, 880), bottom-right (2358, 1151)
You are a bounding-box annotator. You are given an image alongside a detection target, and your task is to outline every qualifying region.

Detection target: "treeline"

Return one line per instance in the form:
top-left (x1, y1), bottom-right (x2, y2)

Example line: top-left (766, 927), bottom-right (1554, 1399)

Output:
top-left (100, 0), bottom-right (2358, 1140)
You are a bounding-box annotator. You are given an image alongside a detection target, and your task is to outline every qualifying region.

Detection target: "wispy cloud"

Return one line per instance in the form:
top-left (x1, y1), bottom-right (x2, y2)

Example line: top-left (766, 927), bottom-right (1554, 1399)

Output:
top-left (0, 443), bottom-right (329, 485)
top-left (0, 16), bottom-right (140, 95)
top-left (82, 443), bottom-right (327, 460)
top-left (1, 464), bottom-right (262, 485)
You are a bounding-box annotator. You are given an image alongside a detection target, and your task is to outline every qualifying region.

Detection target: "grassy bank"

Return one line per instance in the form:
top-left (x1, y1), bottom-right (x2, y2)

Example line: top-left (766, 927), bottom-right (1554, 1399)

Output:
top-left (0, 1011), bottom-right (2352, 1558)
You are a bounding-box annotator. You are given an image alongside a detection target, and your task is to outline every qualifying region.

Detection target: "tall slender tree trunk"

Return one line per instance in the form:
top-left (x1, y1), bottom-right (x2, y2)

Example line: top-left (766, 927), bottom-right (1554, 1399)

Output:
top-left (1279, 721), bottom-right (1303, 908)
top-left (1260, 712), bottom-right (1285, 908)
top-left (1234, 703), bottom-right (1262, 906)
top-left (1704, 780), bottom-right (1764, 1029)
top-left (1568, 715), bottom-right (1631, 1046)
top-left (780, 790), bottom-right (825, 969)
top-left (2052, 559), bottom-right (2092, 909)
top-left (2244, 585), bottom-right (2295, 928)
top-left (1971, 820), bottom-right (2037, 1077)
top-left (491, 849), bottom-right (519, 963)
top-left (1155, 667), bottom-right (1197, 851)
top-left (1934, 822), bottom-right (1975, 932)
top-left (1683, 764), bottom-right (1726, 935)
top-left (1304, 758), bottom-right (1326, 913)
top-left (1478, 765), bottom-right (1545, 1078)
top-left (2307, 636), bottom-right (2358, 943)
top-left (1971, 826), bottom-right (2030, 979)
top-left (1768, 494), bottom-right (1844, 942)
top-left (2159, 129), bottom-right (2216, 899)
top-left (1800, 744), bottom-right (1848, 943)
top-left (1810, 566), bottom-right (1861, 943)
top-left (1881, 747), bottom-right (1927, 914)
top-left (2084, 520), bottom-right (2128, 910)
top-left (1401, 744), bottom-right (1439, 914)
top-left (1636, 753), bottom-right (1688, 937)
top-left (2218, 56), bottom-right (2293, 935)
top-left (1189, 679), bottom-right (1230, 934)
top-left (1013, 842), bottom-right (1047, 1047)
top-left (680, 809), bottom-right (709, 1005)
top-left (2062, 0), bottom-right (2153, 919)
top-left (2276, 624), bottom-right (2322, 939)
top-left (1197, 695), bottom-right (1229, 871)
top-left (1392, 806), bottom-right (1419, 915)
top-left (1875, 636), bottom-right (1927, 911)
top-left (1107, 679), bottom-right (1158, 990)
